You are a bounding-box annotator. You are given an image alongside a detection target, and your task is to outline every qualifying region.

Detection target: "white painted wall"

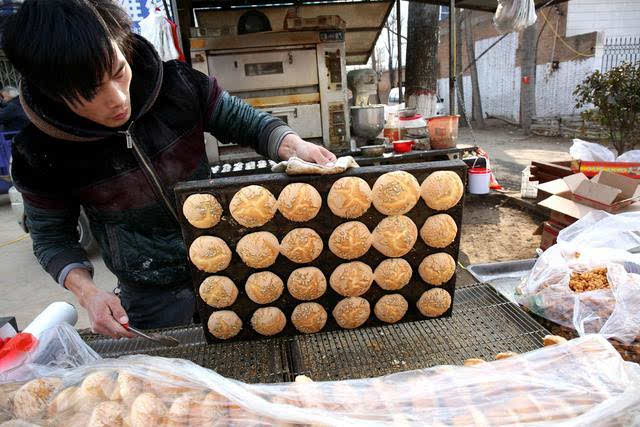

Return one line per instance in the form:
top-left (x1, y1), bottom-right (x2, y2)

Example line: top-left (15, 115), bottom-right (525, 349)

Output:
top-left (475, 33), bottom-right (521, 121)
top-left (437, 76), bottom-right (471, 118)
top-left (534, 57), bottom-right (597, 117)
top-left (437, 33), bottom-right (520, 121)
top-left (435, 30), bottom-right (603, 121)
top-left (567, 0), bottom-right (640, 38)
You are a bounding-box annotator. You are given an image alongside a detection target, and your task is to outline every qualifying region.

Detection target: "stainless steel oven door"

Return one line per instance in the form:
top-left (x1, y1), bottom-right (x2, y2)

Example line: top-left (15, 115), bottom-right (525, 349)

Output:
top-left (263, 104), bottom-right (322, 139)
top-left (208, 49), bottom-right (319, 92)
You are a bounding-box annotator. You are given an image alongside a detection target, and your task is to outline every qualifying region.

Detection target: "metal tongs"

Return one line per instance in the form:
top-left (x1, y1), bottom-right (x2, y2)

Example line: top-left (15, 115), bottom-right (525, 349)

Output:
top-left (123, 323), bottom-right (180, 347)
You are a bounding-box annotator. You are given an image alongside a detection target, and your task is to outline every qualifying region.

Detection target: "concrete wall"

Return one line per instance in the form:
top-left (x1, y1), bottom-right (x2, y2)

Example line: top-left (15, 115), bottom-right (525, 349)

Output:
top-left (438, 33), bottom-right (520, 121)
top-left (567, 0), bottom-right (640, 38)
top-left (534, 57), bottom-right (597, 117)
top-left (475, 33), bottom-right (521, 121)
top-left (434, 6), bottom-right (605, 121)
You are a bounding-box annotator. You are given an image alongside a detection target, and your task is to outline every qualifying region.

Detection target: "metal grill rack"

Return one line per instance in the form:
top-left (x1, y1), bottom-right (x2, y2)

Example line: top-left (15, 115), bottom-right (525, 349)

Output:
top-left (210, 159), bottom-right (277, 177)
top-left (207, 146), bottom-right (478, 179)
top-left (83, 283), bottom-right (549, 383)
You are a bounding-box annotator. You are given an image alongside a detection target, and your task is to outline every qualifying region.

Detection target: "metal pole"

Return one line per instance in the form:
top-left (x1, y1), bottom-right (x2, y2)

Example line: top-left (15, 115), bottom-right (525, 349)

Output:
top-left (449, 0), bottom-right (457, 115)
top-left (396, 0), bottom-right (404, 103)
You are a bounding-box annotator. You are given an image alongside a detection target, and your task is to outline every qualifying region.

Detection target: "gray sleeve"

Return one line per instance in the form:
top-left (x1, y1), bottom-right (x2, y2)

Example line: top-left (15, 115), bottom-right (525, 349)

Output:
top-left (267, 125), bottom-right (297, 161)
top-left (57, 261), bottom-right (95, 288)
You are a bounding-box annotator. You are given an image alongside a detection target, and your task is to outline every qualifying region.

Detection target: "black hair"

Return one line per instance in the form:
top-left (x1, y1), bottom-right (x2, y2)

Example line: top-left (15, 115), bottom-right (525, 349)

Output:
top-left (1, 0), bottom-right (132, 105)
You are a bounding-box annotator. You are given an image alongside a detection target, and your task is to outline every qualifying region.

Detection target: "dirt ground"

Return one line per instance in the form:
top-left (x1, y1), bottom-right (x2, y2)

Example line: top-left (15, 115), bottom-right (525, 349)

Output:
top-left (457, 119), bottom-right (573, 191)
top-left (459, 194), bottom-right (543, 265)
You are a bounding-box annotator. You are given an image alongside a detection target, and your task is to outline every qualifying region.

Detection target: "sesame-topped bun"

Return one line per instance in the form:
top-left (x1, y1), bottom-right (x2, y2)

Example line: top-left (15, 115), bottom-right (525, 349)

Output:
top-left (327, 177), bottom-right (372, 218)
top-left (278, 183), bottom-right (322, 222)
top-left (229, 185), bottom-right (277, 228)
top-left (189, 236), bottom-right (232, 273)
top-left (420, 171), bottom-right (464, 211)
top-left (328, 221), bottom-right (372, 260)
top-left (371, 171), bottom-right (420, 215)
top-left (280, 228), bottom-right (323, 264)
top-left (372, 215), bottom-right (418, 257)
top-left (420, 214), bottom-right (458, 248)
top-left (291, 302), bottom-right (328, 334)
top-left (236, 231), bottom-right (279, 268)
top-left (182, 194), bottom-right (223, 229)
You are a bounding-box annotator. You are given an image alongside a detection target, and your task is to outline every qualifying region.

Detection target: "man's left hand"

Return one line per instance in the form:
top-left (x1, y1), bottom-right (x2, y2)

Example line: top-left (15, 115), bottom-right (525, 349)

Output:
top-left (277, 134), bottom-right (337, 166)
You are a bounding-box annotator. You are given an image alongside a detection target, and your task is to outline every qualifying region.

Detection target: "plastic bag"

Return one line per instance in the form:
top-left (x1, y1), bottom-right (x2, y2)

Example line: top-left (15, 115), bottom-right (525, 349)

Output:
top-left (617, 149), bottom-right (640, 163)
top-left (570, 138), bottom-right (617, 161)
top-left (569, 138), bottom-right (640, 162)
top-left (1, 335), bottom-right (639, 426)
top-left (0, 324), bottom-right (99, 383)
top-left (516, 211), bottom-right (640, 343)
top-left (493, 0), bottom-right (537, 34)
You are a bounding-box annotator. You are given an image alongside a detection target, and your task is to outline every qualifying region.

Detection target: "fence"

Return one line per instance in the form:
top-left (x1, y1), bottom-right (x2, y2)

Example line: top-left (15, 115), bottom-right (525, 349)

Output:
top-left (601, 36), bottom-right (640, 72)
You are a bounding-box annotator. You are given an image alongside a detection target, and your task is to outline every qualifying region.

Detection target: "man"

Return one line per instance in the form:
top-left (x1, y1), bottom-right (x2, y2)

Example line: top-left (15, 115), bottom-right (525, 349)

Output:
top-left (3, 0), bottom-right (336, 338)
top-left (0, 86), bottom-right (28, 132)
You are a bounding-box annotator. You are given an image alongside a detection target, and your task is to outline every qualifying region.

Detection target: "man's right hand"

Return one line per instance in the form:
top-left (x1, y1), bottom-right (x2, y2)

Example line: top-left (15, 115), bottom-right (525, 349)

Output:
top-left (65, 268), bottom-right (134, 339)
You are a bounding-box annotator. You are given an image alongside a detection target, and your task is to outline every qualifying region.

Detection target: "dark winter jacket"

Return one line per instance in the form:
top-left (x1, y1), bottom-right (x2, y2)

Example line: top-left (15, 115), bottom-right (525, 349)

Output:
top-left (0, 96), bottom-right (29, 132)
top-left (11, 35), bottom-right (294, 290)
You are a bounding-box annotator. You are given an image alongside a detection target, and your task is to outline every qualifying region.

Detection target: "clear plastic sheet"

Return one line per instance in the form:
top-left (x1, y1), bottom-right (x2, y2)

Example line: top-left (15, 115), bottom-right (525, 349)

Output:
top-left (0, 324), bottom-right (99, 383)
top-left (1, 335), bottom-right (639, 426)
top-left (493, 0), bottom-right (537, 34)
top-left (569, 138), bottom-right (640, 162)
top-left (517, 212), bottom-right (640, 343)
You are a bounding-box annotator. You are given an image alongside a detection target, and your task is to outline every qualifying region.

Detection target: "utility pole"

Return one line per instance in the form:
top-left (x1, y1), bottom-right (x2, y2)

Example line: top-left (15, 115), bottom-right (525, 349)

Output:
top-left (448, 0), bottom-right (457, 115)
top-left (396, 0), bottom-right (403, 104)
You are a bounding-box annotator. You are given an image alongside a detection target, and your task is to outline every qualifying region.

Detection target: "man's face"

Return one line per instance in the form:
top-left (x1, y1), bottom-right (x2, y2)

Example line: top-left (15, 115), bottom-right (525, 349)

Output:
top-left (66, 43), bottom-right (132, 128)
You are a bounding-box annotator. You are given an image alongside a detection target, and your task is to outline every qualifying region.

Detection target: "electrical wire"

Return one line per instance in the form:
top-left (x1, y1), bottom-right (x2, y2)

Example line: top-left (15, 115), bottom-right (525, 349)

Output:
top-left (539, 10), bottom-right (594, 58)
top-left (0, 234), bottom-right (29, 249)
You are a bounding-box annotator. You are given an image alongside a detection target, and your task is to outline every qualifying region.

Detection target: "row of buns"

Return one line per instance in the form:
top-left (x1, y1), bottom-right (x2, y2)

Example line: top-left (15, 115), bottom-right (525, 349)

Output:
top-left (207, 288), bottom-right (452, 339)
top-left (198, 253), bottom-right (456, 309)
top-left (182, 171), bottom-right (464, 229)
top-left (189, 215), bottom-right (458, 273)
top-left (3, 335), bottom-right (601, 427)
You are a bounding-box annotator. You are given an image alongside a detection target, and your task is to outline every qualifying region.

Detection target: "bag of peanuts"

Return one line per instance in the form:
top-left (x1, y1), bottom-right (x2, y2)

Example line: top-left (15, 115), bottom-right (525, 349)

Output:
top-left (517, 211), bottom-right (640, 344)
top-left (1, 333), bottom-right (639, 426)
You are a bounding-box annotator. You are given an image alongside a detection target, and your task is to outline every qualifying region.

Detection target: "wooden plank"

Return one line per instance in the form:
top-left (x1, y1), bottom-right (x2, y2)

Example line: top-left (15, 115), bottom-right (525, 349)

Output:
top-left (175, 160), bottom-right (467, 344)
top-left (531, 161), bottom-right (575, 177)
top-left (244, 93), bottom-right (321, 108)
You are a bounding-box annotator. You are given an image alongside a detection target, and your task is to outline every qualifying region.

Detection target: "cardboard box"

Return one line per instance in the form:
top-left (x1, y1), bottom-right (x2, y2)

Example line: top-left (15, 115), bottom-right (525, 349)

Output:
top-left (540, 221), bottom-right (563, 251)
top-left (538, 171), bottom-right (640, 219)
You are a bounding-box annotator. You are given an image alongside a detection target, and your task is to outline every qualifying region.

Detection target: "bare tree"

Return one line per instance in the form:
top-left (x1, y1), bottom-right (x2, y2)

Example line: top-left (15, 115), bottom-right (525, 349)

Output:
top-left (519, 21), bottom-right (537, 134)
top-left (384, 20), bottom-right (395, 90)
top-left (464, 11), bottom-right (485, 127)
top-left (405, 2), bottom-right (439, 117)
top-left (456, 10), bottom-right (466, 124)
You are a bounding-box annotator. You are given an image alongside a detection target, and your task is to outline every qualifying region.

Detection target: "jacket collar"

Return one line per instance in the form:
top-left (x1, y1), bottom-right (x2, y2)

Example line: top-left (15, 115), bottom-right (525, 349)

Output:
top-left (18, 34), bottom-right (163, 142)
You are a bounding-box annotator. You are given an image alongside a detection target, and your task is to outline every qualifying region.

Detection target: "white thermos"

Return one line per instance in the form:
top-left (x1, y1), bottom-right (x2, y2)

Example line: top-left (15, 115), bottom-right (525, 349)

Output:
top-left (23, 302), bottom-right (78, 338)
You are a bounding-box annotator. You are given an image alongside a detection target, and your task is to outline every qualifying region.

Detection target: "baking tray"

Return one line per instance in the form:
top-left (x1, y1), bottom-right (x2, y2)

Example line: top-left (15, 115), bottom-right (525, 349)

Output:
top-left (467, 259), bottom-right (536, 304)
top-left (83, 283), bottom-right (550, 383)
top-left (174, 160), bottom-right (467, 344)
top-left (466, 259), bottom-right (536, 283)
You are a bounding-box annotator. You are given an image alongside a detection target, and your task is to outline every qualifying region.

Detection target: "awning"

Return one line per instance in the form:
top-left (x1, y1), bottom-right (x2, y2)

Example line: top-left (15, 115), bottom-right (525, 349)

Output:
top-left (191, 0), bottom-right (568, 13)
top-left (193, 1), bottom-right (395, 65)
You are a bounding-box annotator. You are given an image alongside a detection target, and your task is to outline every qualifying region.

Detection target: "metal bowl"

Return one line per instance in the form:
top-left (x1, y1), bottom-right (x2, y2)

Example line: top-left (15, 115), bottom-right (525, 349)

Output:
top-left (360, 144), bottom-right (386, 157)
top-left (398, 108), bottom-right (417, 118)
top-left (350, 105), bottom-right (385, 140)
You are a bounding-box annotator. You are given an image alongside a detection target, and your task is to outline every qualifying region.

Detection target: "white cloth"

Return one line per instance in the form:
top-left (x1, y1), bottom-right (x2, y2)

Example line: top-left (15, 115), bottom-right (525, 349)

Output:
top-left (271, 156), bottom-right (359, 175)
top-left (139, 9), bottom-right (179, 62)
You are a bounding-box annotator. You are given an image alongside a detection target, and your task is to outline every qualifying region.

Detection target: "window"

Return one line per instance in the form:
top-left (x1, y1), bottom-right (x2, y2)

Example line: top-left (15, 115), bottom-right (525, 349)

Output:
top-left (439, 6), bottom-right (450, 21)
